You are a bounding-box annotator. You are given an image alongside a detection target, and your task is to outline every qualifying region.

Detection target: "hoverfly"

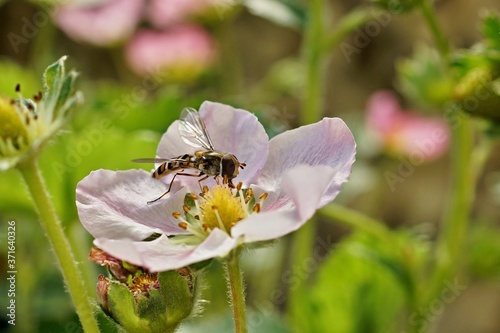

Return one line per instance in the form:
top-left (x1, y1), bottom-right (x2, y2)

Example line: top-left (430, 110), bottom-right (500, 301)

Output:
top-left (133, 108), bottom-right (246, 204)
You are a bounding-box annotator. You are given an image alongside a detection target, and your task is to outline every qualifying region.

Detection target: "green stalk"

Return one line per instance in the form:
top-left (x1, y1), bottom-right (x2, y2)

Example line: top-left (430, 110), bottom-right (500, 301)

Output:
top-left (300, 0), bottom-right (326, 125)
top-left (323, 6), bottom-right (377, 53)
top-left (225, 249), bottom-right (247, 333)
top-left (426, 117), bottom-right (489, 303)
top-left (289, 0), bottom-right (326, 317)
top-left (319, 203), bottom-right (391, 241)
top-left (419, 0), bottom-right (450, 58)
top-left (17, 157), bottom-right (100, 333)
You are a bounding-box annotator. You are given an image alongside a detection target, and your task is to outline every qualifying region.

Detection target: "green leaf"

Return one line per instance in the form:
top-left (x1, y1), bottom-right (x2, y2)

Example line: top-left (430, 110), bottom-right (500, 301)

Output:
top-left (466, 224), bottom-right (500, 279)
top-left (243, 0), bottom-right (306, 29)
top-left (481, 11), bottom-right (500, 50)
top-left (396, 45), bottom-right (455, 110)
top-left (289, 231), bottom-right (426, 333)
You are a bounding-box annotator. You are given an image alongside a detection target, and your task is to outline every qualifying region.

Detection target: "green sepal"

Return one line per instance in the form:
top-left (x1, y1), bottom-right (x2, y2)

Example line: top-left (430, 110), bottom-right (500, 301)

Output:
top-left (104, 270), bottom-right (196, 333)
top-left (158, 270), bottom-right (195, 327)
top-left (107, 282), bottom-right (150, 333)
top-left (41, 56), bottom-right (82, 123)
top-left (42, 56), bottom-right (67, 115)
top-left (137, 288), bottom-right (172, 333)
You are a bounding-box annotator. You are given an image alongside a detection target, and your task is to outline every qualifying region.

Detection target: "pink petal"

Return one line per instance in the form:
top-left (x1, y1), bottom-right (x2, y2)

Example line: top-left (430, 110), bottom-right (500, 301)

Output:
top-left (96, 229), bottom-right (238, 272)
top-left (257, 117), bottom-right (356, 210)
top-left (76, 169), bottom-right (189, 240)
top-left (231, 209), bottom-right (299, 243)
top-left (366, 91), bottom-right (450, 161)
top-left (147, 0), bottom-right (213, 28)
top-left (155, 101), bottom-right (269, 192)
top-left (54, 0), bottom-right (144, 47)
top-left (232, 165), bottom-right (346, 243)
top-left (366, 90), bottom-right (404, 135)
top-left (388, 115), bottom-right (450, 161)
top-left (282, 165), bottom-right (341, 220)
top-left (125, 25), bottom-right (216, 76)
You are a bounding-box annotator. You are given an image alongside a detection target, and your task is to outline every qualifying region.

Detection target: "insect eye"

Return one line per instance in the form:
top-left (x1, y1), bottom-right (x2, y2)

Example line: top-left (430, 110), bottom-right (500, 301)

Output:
top-left (221, 155), bottom-right (237, 177)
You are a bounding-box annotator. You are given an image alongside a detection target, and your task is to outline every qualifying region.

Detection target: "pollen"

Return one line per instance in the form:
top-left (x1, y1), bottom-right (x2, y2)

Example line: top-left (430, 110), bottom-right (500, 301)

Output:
top-left (0, 95), bottom-right (29, 150)
top-left (171, 184), bottom-right (269, 243)
top-left (199, 185), bottom-right (246, 232)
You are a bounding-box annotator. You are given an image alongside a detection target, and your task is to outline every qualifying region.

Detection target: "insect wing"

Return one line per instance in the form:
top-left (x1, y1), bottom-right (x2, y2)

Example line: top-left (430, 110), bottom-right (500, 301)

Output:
top-left (178, 107), bottom-right (215, 151)
top-left (132, 158), bottom-right (186, 163)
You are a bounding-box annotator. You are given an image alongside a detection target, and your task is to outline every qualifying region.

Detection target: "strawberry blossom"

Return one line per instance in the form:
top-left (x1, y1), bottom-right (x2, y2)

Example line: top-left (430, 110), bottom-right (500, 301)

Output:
top-left (76, 101), bottom-right (356, 271)
top-left (366, 90), bottom-right (450, 161)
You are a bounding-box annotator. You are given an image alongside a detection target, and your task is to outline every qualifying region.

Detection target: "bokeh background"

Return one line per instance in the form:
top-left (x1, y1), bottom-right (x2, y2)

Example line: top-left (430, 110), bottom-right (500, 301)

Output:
top-left (1, 0), bottom-right (500, 332)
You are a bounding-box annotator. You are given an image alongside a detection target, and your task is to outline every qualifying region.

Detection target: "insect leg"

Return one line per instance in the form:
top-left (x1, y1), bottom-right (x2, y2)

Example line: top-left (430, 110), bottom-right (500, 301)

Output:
top-left (197, 174), bottom-right (209, 192)
top-left (147, 172), bottom-right (204, 204)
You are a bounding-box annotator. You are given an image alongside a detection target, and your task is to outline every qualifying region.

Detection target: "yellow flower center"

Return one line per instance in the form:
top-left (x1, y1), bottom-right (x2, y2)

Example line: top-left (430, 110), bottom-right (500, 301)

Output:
top-left (172, 183), bottom-right (268, 243)
top-left (0, 95), bottom-right (28, 150)
top-left (199, 185), bottom-right (246, 232)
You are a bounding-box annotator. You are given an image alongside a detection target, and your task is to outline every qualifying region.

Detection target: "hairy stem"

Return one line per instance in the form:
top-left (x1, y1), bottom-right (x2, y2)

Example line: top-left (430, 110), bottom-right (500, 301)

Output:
top-left (18, 158), bottom-right (100, 333)
top-left (225, 249), bottom-right (247, 333)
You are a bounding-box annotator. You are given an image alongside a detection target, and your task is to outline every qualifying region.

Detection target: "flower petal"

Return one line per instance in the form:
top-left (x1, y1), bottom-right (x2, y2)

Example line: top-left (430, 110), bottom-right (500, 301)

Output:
top-left (258, 117), bottom-right (356, 210)
top-left (282, 165), bottom-right (341, 220)
top-left (232, 165), bottom-right (345, 243)
top-left (125, 26), bottom-right (216, 77)
top-left (366, 90), bottom-right (403, 135)
top-left (95, 229), bottom-right (238, 272)
top-left (231, 209), bottom-right (299, 243)
top-left (76, 169), bottom-right (189, 240)
top-left (156, 101), bottom-right (269, 191)
top-left (54, 0), bottom-right (144, 47)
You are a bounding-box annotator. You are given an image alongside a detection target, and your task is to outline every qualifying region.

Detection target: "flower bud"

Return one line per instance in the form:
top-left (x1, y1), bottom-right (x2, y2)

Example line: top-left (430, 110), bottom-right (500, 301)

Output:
top-left (453, 65), bottom-right (500, 122)
top-left (0, 56), bottom-right (82, 170)
top-left (92, 249), bottom-right (198, 333)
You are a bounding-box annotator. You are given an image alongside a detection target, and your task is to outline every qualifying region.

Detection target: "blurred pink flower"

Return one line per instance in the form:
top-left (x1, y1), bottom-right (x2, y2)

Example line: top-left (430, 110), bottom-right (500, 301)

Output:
top-left (76, 102), bottom-right (356, 272)
top-left (125, 25), bottom-right (216, 79)
top-left (54, 0), bottom-right (144, 47)
top-left (147, 0), bottom-right (214, 28)
top-left (366, 91), bottom-right (450, 161)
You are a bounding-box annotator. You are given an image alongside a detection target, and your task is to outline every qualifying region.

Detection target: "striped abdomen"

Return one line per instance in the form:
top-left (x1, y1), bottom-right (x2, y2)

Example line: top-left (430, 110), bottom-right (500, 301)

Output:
top-left (152, 153), bottom-right (199, 179)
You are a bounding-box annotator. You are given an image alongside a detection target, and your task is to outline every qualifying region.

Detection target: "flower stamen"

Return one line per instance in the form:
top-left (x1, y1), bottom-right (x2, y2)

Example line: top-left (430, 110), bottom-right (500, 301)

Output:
top-left (253, 203), bottom-right (261, 213)
top-left (171, 184), bottom-right (269, 244)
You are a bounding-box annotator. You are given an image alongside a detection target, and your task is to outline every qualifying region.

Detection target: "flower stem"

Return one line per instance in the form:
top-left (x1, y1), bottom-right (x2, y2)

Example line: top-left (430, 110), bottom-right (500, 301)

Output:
top-left (289, 0), bottom-right (327, 313)
top-left (17, 157), bottom-right (100, 333)
top-left (323, 6), bottom-right (377, 53)
top-left (300, 0), bottom-right (326, 125)
top-left (225, 249), bottom-right (247, 333)
top-left (419, 0), bottom-right (450, 58)
top-left (426, 116), bottom-right (488, 303)
top-left (319, 203), bottom-right (392, 242)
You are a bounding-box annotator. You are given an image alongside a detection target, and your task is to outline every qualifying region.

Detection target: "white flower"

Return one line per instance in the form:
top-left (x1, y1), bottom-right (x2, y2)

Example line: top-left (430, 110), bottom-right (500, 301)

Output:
top-left (76, 101), bottom-right (356, 271)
